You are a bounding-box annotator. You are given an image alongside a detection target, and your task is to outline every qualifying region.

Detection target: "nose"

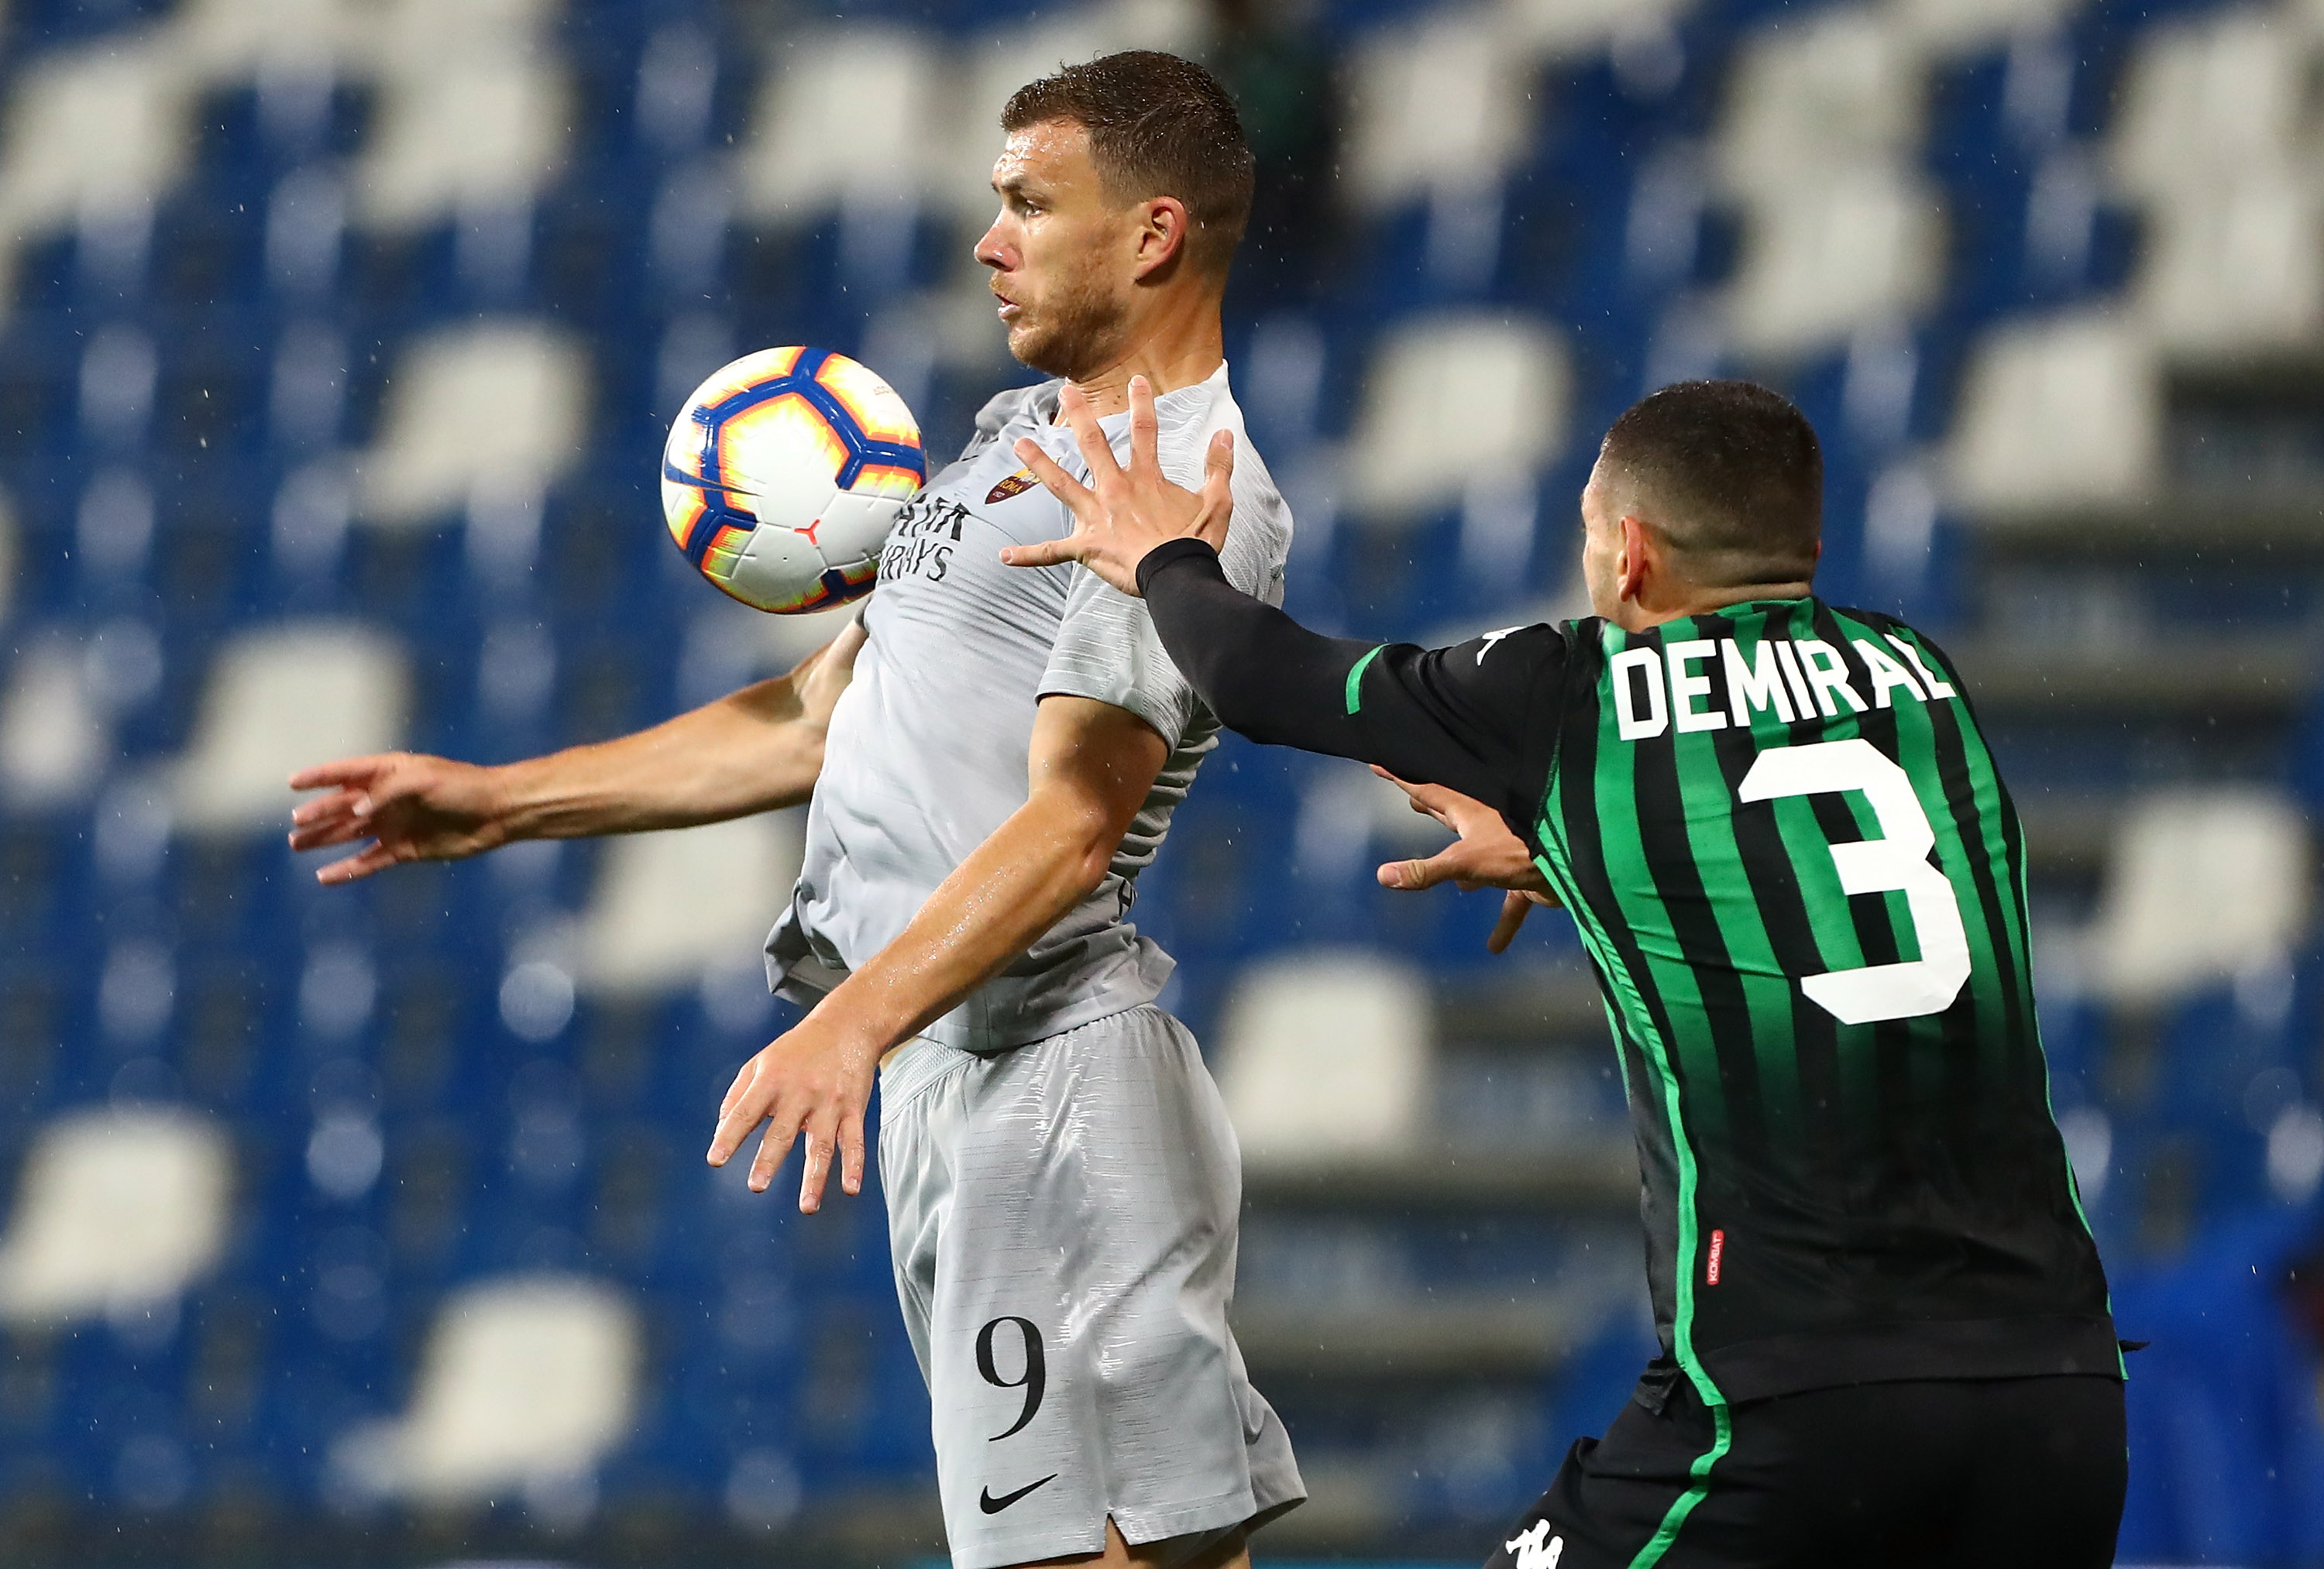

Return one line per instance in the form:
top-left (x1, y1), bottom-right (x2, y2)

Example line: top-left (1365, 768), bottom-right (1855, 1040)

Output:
top-left (975, 215), bottom-right (1010, 270)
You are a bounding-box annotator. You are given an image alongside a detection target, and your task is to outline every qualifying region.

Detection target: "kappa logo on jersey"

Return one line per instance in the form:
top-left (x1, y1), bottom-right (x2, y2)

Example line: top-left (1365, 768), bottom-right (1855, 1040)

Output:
top-left (1504, 1520), bottom-right (1564, 1568)
top-left (1477, 627), bottom-right (1523, 664)
top-left (986, 469), bottom-right (1038, 505)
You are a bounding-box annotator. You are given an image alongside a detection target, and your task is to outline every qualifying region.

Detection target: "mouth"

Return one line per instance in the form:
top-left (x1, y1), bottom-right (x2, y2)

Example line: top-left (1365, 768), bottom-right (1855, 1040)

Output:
top-left (992, 287), bottom-right (1022, 324)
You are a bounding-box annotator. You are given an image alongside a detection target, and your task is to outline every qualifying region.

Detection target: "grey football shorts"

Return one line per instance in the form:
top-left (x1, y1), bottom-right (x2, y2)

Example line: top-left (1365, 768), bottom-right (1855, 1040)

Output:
top-left (878, 1004), bottom-right (1306, 1569)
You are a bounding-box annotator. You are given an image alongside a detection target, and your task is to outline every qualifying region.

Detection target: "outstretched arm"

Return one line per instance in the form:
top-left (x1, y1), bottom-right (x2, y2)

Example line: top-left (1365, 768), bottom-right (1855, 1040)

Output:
top-left (288, 621), bottom-right (863, 883)
top-left (705, 692), bottom-right (1168, 1213)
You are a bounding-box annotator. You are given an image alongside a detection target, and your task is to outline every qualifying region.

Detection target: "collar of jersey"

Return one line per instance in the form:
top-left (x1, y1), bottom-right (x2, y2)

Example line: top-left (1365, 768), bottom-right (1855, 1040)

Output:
top-left (1019, 361), bottom-right (1230, 441)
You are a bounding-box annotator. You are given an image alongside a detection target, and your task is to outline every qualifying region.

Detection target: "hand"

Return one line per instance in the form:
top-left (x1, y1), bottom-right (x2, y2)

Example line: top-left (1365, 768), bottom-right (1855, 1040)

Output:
top-left (793, 618), bottom-right (865, 728)
top-left (1370, 767), bottom-right (1561, 955)
top-left (287, 753), bottom-right (511, 884)
top-left (997, 376), bottom-right (1234, 596)
top-left (706, 1012), bottom-right (881, 1213)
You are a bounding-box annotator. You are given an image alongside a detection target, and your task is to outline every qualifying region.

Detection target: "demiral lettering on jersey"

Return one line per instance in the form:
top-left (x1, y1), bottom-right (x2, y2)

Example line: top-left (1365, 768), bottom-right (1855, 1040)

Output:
top-left (1610, 633), bottom-right (1958, 741)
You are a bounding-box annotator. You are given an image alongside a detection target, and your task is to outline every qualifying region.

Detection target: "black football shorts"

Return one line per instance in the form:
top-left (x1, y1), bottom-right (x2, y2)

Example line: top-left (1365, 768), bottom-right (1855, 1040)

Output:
top-left (1483, 1371), bottom-right (2126, 1569)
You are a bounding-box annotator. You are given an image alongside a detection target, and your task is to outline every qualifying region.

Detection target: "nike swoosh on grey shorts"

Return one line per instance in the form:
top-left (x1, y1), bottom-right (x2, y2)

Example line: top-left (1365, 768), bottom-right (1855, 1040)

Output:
top-left (878, 1004), bottom-right (1306, 1569)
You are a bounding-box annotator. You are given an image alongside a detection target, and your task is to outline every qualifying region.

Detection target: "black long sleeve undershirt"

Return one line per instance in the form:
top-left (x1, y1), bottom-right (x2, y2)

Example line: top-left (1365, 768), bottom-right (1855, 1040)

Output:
top-left (1136, 537), bottom-right (1566, 837)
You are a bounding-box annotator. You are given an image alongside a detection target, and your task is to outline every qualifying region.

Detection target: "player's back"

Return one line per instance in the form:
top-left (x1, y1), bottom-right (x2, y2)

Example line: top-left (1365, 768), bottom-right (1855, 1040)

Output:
top-left (1534, 597), bottom-right (2116, 1406)
top-left (766, 366), bottom-right (1290, 1053)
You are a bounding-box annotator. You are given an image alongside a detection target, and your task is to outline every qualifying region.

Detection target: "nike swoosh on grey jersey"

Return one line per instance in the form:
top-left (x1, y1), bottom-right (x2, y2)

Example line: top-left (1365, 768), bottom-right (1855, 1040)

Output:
top-left (978, 1473), bottom-right (1060, 1514)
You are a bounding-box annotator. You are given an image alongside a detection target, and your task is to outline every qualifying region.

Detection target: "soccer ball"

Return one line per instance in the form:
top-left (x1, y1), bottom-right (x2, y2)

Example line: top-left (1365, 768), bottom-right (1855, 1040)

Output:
top-left (660, 346), bottom-right (926, 613)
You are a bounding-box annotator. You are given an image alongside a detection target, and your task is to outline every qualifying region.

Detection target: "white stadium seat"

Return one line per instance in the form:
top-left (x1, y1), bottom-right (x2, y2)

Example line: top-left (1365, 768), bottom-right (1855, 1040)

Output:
top-left (0, 43), bottom-right (192, 311)
top-left (355, 59), bottom-right (569, 228)
top-left (737, 28), bottom-right (940, 219)
top-left (174, 623), bottom-right (407, 835)
top-left (1944, 312), bottom-right (2160, 517)
top-left (171, 0), bottom-right (373, 80)
top-left (0, 642), bottom-right (107, 808)
top-left (1497, 0), bottom-right (1691, 59)
top-left (355, 322), bottom-right (587, 524)
top-left (2109, 10), bottom-right (2309, 201)
top-left (577, 814), bottom-right (806, 997)
top-left (1341, 12), bottom-right (1533, 211)
top-left (330, 1275), bottom-right (640, 1506)
top-left (0, 1107), bottom-right (232, 1323)
top-left (1344, 314), bottom-right (1568, 523)
top-left (2134, 171), bottom-right (2323, 355)
top-left (1886, 0), bottom-right (2084, 53)
top-left (2085, 788), bottom-right (2312, 1008)
top-left (1711, 10), bottom-right (1944, 361)
top-left (1216, 951), bottom-right (1432, 1169)
top-left (1725, 167), bottom-right (1944, 358)
top-left (1715, 10), bottom-right (1924, 199)
top-left (370, 0), bottom-right (563, 74)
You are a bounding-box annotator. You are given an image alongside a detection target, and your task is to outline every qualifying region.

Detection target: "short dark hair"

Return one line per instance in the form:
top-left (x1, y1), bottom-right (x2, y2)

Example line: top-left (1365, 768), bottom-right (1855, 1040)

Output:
top-left (1002, 50), bottom-right (1256, 278)
top-left (1600, 380), bottom-right (1823, 585)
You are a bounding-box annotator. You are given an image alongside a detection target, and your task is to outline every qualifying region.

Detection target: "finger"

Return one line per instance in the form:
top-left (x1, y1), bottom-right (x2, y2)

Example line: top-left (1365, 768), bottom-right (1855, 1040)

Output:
top-left (313, 843), bottom-right (398, 885)
top-left (1370, 765), bottom-right (1428, 805)
top-left (999, 537), bottom-right (1081, 569)
top-left (287, 757), bottom-right (387, 792)
top-left (1057, 384), bottom-right (1121, 488)
top-left (717, 1057), bottom-right (758, 1124)
top-left (1197, 428), bottom-right (1234, 526)
top-left (289, 787), bottom-right (370, 828)
top-left (839, 1109), bottom-right (865, 1198)
top-left (1128, 375), bottom-right (1159, 478)
top-left (1377, 850), bottom-right (1462, 891)
top-left (749, 1108), bottom-right (800, 1193)
top-left (707, 1069), bottom-right (772, 1166)
top-left (797, 1124), bottom-right (831, 1214)
top-left (287, 805), bottom-right (374, 851)
top-left (1194, 433), bottom-right (1235, 548)
top-left (1487, 891), bottom-right (1535, 955)
top-left (1014, 437), bottom-right (1095, 513)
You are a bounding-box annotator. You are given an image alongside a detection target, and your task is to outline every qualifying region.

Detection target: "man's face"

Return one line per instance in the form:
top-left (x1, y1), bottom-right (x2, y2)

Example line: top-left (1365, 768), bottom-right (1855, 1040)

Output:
top-left (1578, 454), bottom-right (1624, 621)
top-left (975, 119), bottom-right (1138, 379)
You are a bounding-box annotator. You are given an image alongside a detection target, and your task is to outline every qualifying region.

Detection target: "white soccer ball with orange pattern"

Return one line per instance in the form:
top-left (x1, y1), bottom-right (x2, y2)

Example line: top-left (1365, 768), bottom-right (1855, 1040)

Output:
top-left (660, 346), bottom-right (927, 613)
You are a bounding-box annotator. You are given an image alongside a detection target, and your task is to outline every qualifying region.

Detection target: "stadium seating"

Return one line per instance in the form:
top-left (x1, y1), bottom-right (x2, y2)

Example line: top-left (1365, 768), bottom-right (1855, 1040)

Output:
top-left (1, 0), bottom-right (2321, 1559)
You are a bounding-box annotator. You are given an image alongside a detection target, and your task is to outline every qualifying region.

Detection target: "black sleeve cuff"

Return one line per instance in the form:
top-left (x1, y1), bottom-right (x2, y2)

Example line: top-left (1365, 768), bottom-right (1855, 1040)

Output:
top-left (1135, 537), bottom-right (1225, 598)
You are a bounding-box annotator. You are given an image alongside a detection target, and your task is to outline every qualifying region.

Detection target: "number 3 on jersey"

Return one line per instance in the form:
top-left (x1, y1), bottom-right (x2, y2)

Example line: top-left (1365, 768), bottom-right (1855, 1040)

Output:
top-left (1738, 738), bottom-right (1971, 1025)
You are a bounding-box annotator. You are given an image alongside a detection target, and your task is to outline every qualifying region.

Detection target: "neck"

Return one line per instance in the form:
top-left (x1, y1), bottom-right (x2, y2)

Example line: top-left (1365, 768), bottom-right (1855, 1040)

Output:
top-left (1064, 295), bottom-right (1226, 417)
top-left (1613, 581), bottom-right (1815, 633)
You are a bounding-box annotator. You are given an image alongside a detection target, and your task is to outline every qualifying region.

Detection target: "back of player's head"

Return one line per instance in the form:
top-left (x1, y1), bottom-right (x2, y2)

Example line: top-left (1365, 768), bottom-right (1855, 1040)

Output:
top-left (1600, 380), bottom-right (1823, 586)
top-left (1002, 51), bottom-right (1256, 279)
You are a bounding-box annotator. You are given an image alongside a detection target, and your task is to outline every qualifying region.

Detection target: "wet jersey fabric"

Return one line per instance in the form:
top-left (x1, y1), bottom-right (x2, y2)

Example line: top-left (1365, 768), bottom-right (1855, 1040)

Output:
top-left (1136, 543), bottom-right (2117, 1406)
top-left (764, 366), bottom-right (1291, 1053)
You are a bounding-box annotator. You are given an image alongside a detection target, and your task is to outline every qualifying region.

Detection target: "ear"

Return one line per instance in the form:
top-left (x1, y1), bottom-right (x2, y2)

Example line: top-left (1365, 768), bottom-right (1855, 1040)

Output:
top-left (1616, 513), bottom-right (1655, 604)
top-left (1131, 196), bottom-right (1191, 280)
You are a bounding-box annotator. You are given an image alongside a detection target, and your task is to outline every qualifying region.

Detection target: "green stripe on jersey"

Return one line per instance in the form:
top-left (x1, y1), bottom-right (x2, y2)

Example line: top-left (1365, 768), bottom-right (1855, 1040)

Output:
top-left (1344, 644), bottom-right (1384, 715)
top-left (1628, 1402), bottom-right (1733, 1569)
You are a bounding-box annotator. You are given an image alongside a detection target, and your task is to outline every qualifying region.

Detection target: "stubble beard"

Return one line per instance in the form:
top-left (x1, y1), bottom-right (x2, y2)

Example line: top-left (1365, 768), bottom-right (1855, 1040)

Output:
top-left (1007, 270), bottom-right (1131, 381)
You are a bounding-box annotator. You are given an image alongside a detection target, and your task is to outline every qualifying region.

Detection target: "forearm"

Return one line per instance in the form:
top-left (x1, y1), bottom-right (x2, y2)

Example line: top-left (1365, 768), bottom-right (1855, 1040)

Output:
top-left (494, 676), bottom-right (828, 839)
top-left (1136, 538), bottom-right (1377, 756)
top-left (799, 796), bottom-right (1112, 1053)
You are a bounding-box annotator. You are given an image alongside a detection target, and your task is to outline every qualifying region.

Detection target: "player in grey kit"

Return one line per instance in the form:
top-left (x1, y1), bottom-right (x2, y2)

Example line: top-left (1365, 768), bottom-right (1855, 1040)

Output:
top-left (287, 52), bottom-right (1301, 1569)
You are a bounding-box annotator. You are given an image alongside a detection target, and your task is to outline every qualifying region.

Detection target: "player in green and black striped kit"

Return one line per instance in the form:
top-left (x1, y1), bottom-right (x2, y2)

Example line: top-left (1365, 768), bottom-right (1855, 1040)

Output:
top-left (1002, 378), bottom-right (2127, 1568)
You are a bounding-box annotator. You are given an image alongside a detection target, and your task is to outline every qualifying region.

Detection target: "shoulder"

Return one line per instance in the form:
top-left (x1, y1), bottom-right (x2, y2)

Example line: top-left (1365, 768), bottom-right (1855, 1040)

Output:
top-left (957, 378), bottom-right (1062, 462)
top-left (1824, 602), bottom-right (1954, 661)
top-left (1160, 370), bottom-right (1291, 540)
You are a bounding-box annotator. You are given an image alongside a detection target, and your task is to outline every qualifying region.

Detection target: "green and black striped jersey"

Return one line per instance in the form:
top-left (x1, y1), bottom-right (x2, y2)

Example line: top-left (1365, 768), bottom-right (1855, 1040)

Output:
top-left (1137, 546), bottom-right (2118, 1407)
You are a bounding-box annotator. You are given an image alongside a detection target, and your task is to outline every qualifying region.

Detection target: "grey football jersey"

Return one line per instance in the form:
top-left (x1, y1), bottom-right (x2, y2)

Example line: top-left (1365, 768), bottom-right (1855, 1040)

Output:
top-left (765, 364), bottom-right (1292, 1052)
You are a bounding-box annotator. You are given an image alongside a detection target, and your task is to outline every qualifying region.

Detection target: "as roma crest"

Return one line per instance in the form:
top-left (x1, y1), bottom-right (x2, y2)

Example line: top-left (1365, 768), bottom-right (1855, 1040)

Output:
top-left (986, 469), bottom-right (1037, 505)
